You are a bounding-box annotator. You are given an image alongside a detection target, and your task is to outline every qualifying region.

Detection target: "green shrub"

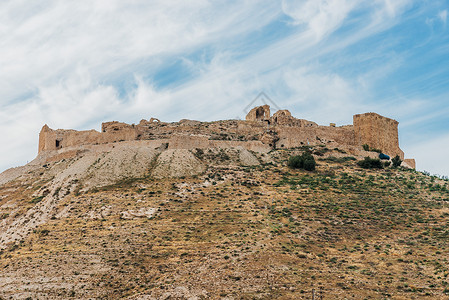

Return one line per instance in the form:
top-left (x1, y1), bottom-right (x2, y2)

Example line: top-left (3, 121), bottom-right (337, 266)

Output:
top-left (322, 156), bottom-right (356, 163)
top-left (357, 157), bottom-right (383, 169)
top-left (303, 157), bottom-right (316, 171)
top-left (288, 152), bottom-right (316, 171)
top-left (288, 155), bottom-right (303, 169)
top-left (31, 196), bottom-right (44, 204)
top-left (384, 161), bottom-right (391, 167)
top-left (392, 155), bottom-right (402, 168)
top-left (362, 144), bottom-right (382, 153)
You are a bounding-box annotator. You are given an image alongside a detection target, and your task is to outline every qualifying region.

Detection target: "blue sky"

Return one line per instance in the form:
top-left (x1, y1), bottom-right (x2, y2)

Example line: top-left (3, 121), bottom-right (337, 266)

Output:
top-left (0, 0), bottom-right (448, 176)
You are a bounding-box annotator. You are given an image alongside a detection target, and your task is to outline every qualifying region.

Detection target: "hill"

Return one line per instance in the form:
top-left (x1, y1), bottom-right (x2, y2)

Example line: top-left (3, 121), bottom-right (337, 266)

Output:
top-left (0, 143), bottom-right (448, 299)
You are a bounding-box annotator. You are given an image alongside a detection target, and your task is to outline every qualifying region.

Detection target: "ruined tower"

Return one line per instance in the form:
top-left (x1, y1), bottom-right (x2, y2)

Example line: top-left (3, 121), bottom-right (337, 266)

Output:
top-left (353, 113), bottom-right (404, 159)
top-left (245, 105), bottom-right (270, 122)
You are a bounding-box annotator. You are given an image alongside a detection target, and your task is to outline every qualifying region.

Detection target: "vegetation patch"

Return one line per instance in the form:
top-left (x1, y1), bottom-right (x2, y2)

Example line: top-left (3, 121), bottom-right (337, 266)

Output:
top-left (30, 195), bottom-right (45, 204)
top-left (288, 152), bottom-right (316, 171)
top-left (362, 144), bottom-right (382, 153)
top-left (357, 157), bottom-right (383, 169)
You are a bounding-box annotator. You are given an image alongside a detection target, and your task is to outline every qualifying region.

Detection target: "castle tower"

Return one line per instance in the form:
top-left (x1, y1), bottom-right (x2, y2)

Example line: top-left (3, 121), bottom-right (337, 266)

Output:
top-left (353, 113), bottom-right (404, 159)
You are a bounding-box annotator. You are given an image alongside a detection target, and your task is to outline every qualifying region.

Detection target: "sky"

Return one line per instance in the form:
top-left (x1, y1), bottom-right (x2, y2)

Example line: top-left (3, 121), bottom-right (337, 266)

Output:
top-left (0, 0), bottom-right (448, 176)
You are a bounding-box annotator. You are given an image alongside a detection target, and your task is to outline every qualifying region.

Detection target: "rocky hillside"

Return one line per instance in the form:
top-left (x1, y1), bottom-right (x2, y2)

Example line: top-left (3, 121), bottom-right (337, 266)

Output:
top-left (0, 144), bottom-right (448, 299)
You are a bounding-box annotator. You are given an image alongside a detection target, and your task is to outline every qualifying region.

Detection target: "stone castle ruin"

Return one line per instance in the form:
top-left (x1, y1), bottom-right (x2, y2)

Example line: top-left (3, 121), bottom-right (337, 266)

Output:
top-left (38, 105), bottom-right (415, 168)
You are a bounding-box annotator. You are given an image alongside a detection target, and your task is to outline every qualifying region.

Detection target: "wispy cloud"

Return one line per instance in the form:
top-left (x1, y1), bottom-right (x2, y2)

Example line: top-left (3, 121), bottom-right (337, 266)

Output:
top-left (281, 0), bottom-right (358, 40)
top-left (439, 9), bottom-right (448, 26)
top-left (0, 1), bottom-right (448, 176)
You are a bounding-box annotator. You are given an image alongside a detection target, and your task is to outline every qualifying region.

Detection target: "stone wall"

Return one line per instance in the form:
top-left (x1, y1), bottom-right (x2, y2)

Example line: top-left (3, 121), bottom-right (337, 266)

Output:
top-left (274, 125), bottom-right (356, 149)
top-left (38, 123), bottom-right (137, 153)
top-left (38, 105), bottom-right (410, 163)
top-left (102, 121), bottom-right (134, 133)
top-left (403, 159), bottom-right (416, 169)
top-left (353, 113), bottom-right (404, 159)
top-left (246, 105), bottom-right (270, 122)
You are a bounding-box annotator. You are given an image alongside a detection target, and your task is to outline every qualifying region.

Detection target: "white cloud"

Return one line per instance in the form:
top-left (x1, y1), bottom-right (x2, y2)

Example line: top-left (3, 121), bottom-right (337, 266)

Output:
top-left (0, 1), bottom-right (279, 103)
top-left (377, 0), bottom-right (411, 18)
top-left (281, 67), bottom-right (363, 124)
top-left (0, 70), bottom-right (176, 170)
top-left (0, 0), bottom-right (446, 178)
top-left (0, 1), bottom-right (282, 171)
top-left (282, 0), bottom-right (358, 40)
top-left (439, 9), bottom-right (447, 26)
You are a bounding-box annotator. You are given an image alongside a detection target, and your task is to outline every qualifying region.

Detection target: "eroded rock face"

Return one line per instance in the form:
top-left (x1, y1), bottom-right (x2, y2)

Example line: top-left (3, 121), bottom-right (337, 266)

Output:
top-left (151, 149), bottom-right (206, 179)
top-left (260, 131), bottom-right (279, 148)
top-left (0, 142), bottom-right (270, 250)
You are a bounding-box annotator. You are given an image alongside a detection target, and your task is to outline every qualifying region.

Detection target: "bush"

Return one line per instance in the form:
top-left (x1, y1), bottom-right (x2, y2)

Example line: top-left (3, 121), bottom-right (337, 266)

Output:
top-left (362, 144), bottom-right (382, 153)
top-left (288, 152), bottom-right (316, 171)
top-left (31, 196), bottom-right (44, 204)
top-left (357, 157), bottom-right (383, 169)
top-left (288, 155), bottom-right (303, 169)
top-left (384, 161), bottom-right (391, 167)
top-left (321, 156), bottom-right (356, 163)
top-left (303, 158), bottom-right (316, 171)
top-left (392, 155), bottom-right (402, 168)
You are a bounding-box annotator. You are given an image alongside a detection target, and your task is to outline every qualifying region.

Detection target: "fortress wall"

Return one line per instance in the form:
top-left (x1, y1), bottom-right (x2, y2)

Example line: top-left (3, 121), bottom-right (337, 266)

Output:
top-left (38, 125), bottom-right (51, 153)
top-left (38, 126), bottom-right (82, 153)
top-left (65, 128), bottom-right (137, 147)
top-left (38, 125), bottom-right (137, 153)
top-left (353, 113), bottom-right (404, 159)
top-left (37, 106), bottom-right (408, 162)
top-left (237, 121), bottom-right (267, 136)
top-left (102, 121), bottom-right (134, 133)
top-left (275, 125), bottom-right (356, 148)
top-left (275, 127), bottom-right (319, 148)
top-left (315, 126), bottom-right (356, 146)
top-left (403, 159), bottom-right (416, 169)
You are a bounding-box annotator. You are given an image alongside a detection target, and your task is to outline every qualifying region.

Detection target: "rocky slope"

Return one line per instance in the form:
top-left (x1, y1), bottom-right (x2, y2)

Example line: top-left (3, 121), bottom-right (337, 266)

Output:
top-left (0, 144), bottom-right (448, 299)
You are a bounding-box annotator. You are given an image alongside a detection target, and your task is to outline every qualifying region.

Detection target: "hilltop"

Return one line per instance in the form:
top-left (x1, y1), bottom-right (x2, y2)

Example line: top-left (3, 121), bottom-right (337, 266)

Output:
top-left (1, 107), bottom-right (447, 299)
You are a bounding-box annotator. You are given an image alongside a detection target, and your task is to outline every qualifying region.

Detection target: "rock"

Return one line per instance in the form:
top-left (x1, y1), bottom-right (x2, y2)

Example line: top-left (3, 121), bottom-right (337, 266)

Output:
top-left (151, 149), bottom-right (206, 178)
top-left (121, 208), bottom-right (158, 219)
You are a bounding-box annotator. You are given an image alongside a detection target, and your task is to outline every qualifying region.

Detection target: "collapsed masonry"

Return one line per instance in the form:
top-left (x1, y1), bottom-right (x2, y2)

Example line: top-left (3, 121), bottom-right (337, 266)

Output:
top-left (38, 105), bottom-right (415, 168)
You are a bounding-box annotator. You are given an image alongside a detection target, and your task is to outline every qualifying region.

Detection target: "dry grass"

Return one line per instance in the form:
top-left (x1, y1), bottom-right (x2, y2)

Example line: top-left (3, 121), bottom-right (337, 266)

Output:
top-left (0, 147), bottom-right (448, 299)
